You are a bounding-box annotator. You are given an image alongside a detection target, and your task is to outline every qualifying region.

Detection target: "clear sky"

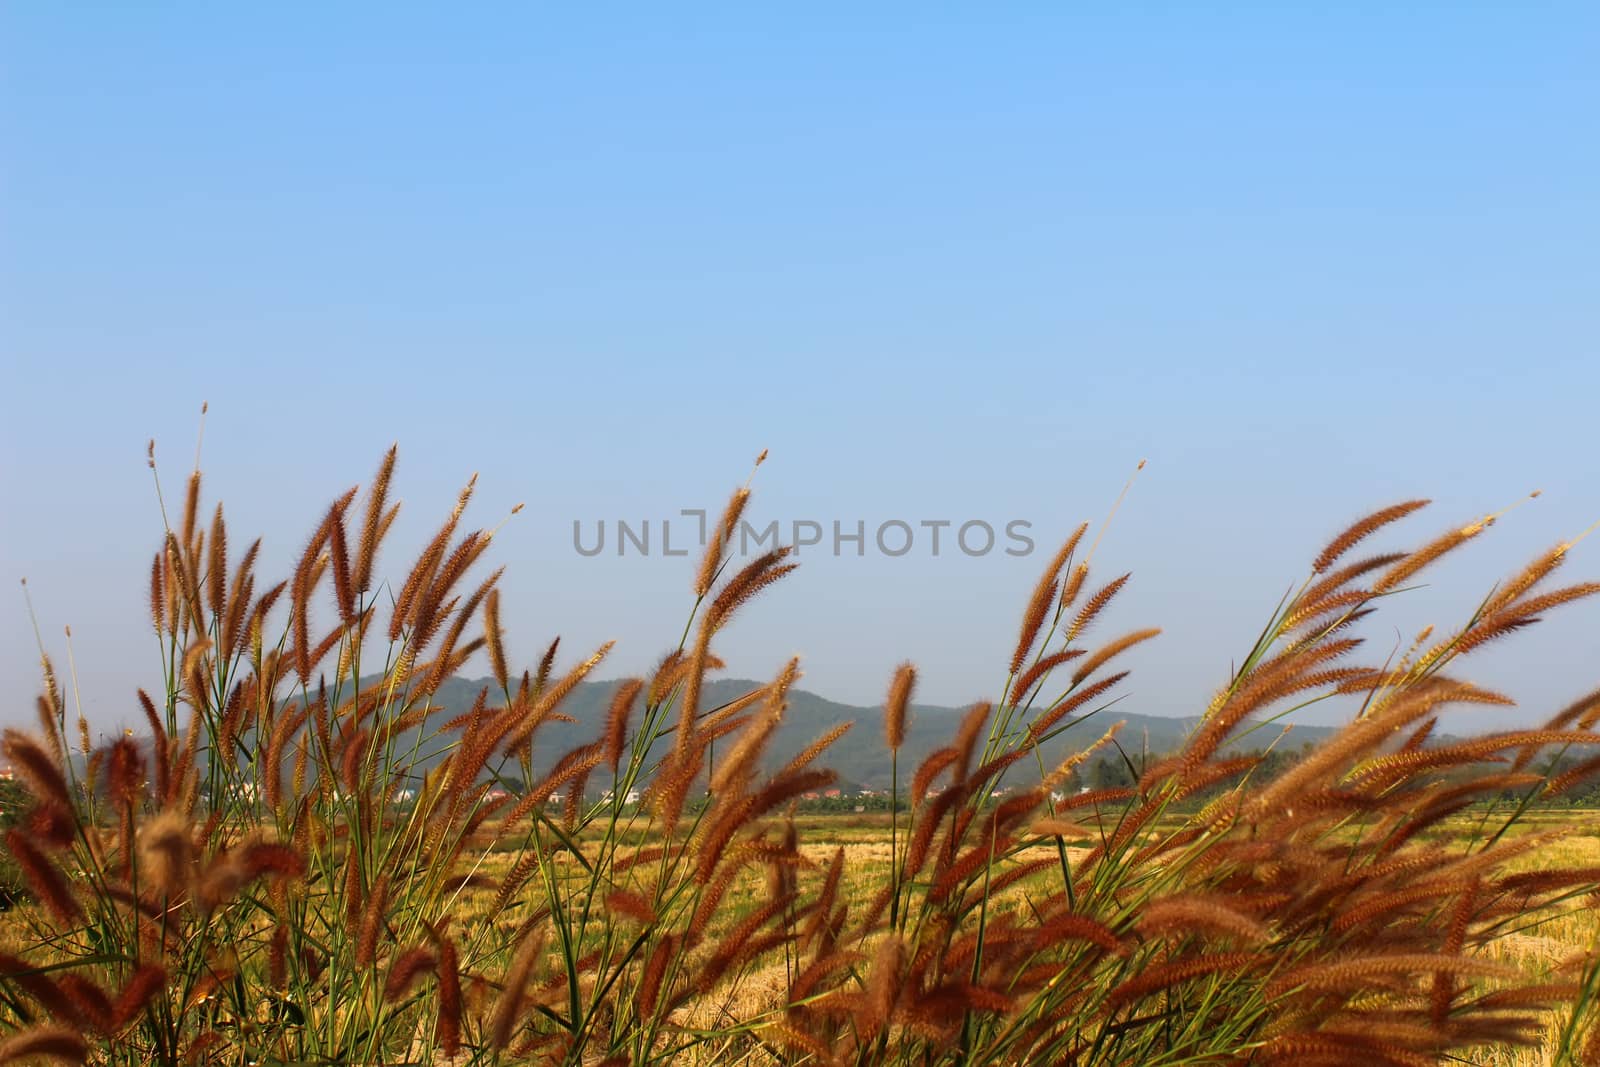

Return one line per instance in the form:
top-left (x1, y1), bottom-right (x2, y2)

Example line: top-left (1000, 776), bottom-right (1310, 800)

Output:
top-left (3, 5), bottom-right (1597, 735)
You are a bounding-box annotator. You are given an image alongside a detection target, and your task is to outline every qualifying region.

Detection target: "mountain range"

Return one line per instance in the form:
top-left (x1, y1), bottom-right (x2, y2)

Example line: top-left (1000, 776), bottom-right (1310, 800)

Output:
top-left (424, 676), bottom-right (1340, 791)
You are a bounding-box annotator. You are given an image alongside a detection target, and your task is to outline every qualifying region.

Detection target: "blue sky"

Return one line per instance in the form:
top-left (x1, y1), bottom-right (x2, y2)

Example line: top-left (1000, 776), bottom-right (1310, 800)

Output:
top-left (2, 5), bottom-right (1597, 733)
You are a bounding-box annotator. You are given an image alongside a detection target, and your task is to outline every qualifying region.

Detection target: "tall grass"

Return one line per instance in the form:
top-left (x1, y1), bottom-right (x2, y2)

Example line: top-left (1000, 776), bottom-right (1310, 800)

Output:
top-left (4, 447), bottom-right (1600, 1066)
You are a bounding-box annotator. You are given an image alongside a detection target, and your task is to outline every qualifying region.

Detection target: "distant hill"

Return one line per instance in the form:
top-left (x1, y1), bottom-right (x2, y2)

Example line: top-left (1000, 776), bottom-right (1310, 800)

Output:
top-left (420, 676), bottom-right (1340, 791)
top-left (55, 678), bottom-right (1339, 794)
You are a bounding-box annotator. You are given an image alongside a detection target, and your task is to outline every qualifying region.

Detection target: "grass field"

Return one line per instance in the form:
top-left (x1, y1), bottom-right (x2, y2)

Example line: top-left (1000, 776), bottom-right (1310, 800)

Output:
top-left (8, 808), bottom-right (1597, 1065)
top-left (9, 455), bottom-right (1600, 1065)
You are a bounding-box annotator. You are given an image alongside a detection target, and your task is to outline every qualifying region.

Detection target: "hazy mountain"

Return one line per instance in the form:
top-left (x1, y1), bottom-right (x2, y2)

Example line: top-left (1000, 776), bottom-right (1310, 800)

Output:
top-left (54, 678), bottom-right (1339, 794)
top-left (422, 676), bottom-right (1340, 790)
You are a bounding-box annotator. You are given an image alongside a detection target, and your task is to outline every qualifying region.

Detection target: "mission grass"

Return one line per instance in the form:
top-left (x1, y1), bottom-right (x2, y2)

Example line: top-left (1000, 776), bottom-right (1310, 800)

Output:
top-left (425, 817), bottom-right (1600, 1067)
top-left (4, 813), bottom-right (1597, 1066)
top-left (8, 445), bottom-right (1600, 1065)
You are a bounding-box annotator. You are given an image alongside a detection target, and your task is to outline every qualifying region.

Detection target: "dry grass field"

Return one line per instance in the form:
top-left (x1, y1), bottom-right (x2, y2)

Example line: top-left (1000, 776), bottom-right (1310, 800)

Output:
top-left (8, 810), bottom-right (1599, 1065)
top-left (8, 450), bottom-right (1600, 1065)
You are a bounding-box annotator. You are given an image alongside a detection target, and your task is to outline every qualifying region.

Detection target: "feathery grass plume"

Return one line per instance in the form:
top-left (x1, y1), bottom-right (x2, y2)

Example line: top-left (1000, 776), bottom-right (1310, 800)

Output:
top-left (105, 736), bottom-right (145, 810)
top-left (1012, 648), bottom-right (1085, 703)
top-left (1069, 627), bottom-right (1160, 686)
top-left (1011, 570), bottom-right (1062, 676)
top-left (417, 567), bottom-right (502, 695)
top-left (695, 892), bottom-right (794, 992)
top-left (1429, 879), bottom-right (1482, 1025)
top-left (1016, 525), bottom-right (1089, 662)
top-left (1182, 639), bottom-right (1365, 770)
top-left (206, 502), bottom-right (227, 618)
top-left (1313, 499), bottom-right (1431, 573)
top-left (490, 850), bottom-right (542, 918)
top-left (1543, 752), bottom-right (1600, 796)
top-left (605, 890), bottom-right (658, 925)
top-left (1258, 1033), bottom-right (1435, 1067)
top-left (648, 647), bottom-right (688, 706)
top-left (861, 934), bottom-right (905, 1034)
top-left (134, 694), bottom-right (170, 799)
top-left (328, 505), bottom-right (354, 623)
top-left (435, 933), bottom-right (463, 1057)
top-left (1027, 911), bottom-right (1127, 958)
top-left (1106, 952), bottom-right (1261, 1008)
top-left (1, 729), bottom-right (73, 811)
top-left (355, 872), bottom-right (391, 968)
top-left (388, 513), bottom-right (457, 643)
top-left (410, 531), bottom-right (490, 652)
top-left (635, 933), bottom-right (676, 1020)
top-left (765, 1023), bottom-right (837, 1065)
top-left (27, 802), bottom-right (76, 850)
top-left (262, 703), bottom-right (306, 813)
top-left (502, 641), bottom-right (614, 754)
top-left (6, 829), bottom-right (81, 923)
top-left (1448, 614), bottom-right (1545, 656)
top-left (1247, 681), bottom-right (1512, 818)
top-left (1134, 896), bottom-right (1270, 943)
top-left (1058, 560), bottom-right (1090, 616)
top-left (1168, 753), bottom-right (1261, 800)
top-left (289, 515), bottom-right (335, 684)
top-left (160, 546), bottom-right (181, 640)
top-left (1481, 541), bottom-right (1570, 616)
top-left (108, 965), bottom-right (165, 1030)
top-left (354, 444), bottom-right (397, 594)
top-left (709, 663), bottom-right (794, 796)
top-left (1283, 587), bottom-right (1374, 630)
top-left (531, 637), bottom-right (559, 698)
top-left (0, 953), bottom-right (86, 1026)
top-left (504, 744), bottom-right (603, 822)
top-left (602, 677), bottom-right (644, 772)
top-left (950, 701), bottom-right (992, 781)
top-left (180, 470), bottom-right (201, 556)
top-left (148, 551), bottom-right (166, 635)
top-left (33, 657), bottom-right (66, 767)
top-left (1296, 551), bottom-right (1409, 611)
top-left (484, 587), bottom-right (507, 691)
top-left (1484, 582), bottom-right (1600, 625)
top-left (55, 976), bottom-right (112, 1035)
top-left (220, 548), bottom-right (258, 657)
top-left (885, 662), bottom-right (916, 750)
top-left (696, 487), bottom-right (750, 597)
top-left (803, 845), bottom-right (847, 947)
top-left (696, 769), bottom-right (836, 881)
top-left (777, 722), bottom-right (853, 781)
top-left (383, 948), bottom-right (438, 1002)
top-left (0, 1025), bottom-right (89, 1065)
top-left (1267, 954), bottom-right (1518, 998)
top-left (235, 838), bottom-right (305, 882)
top-left (910, 748), bottom-right (958, 804)
top-left (674, 629), bottom-right (713, 764)
top-left (166, 531), bottom-right (206, 638)
top-left (1066, 572), bottom-right (1131, 642)
top-left (1024, 672), bottom-right (1129, 745)
top-left (705, 546), bottom-right (796, 631)
top-left (488, 922), bottom-right (548, 1050)
top-left (136, 811), bottom-right (194, 899)
top-left (1373, 517), bottom-right (1490, 592)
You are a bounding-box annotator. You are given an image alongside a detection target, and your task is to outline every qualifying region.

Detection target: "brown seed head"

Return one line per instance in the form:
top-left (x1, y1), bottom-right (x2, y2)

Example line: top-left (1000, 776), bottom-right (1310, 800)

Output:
top-left (885, 662), bottom-right (916, 751)
top-left (383, 947), bottom-right (438, 1002)
top-left (1313, 500), bottom-right (1431, 574)
top-left (695, 487), bottom-right (750, 597)
top-left (0, 1025), bottom-right (89, 1065)
top-left (355, 445), bottom-right (398, 594)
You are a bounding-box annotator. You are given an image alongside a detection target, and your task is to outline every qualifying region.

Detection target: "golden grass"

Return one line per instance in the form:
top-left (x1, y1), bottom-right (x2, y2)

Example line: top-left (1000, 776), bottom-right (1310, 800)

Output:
top-left (7, 450), bottom-right (1600, 1066)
